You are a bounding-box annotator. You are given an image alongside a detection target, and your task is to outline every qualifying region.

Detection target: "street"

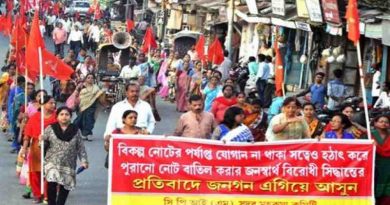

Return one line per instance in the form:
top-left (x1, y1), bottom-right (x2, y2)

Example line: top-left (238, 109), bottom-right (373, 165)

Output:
top-left (0, 34), bottom-right (181, 205)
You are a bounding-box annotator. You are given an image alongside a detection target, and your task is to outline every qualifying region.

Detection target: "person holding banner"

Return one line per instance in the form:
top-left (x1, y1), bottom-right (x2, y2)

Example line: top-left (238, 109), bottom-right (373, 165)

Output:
top-left (20, 96), bottom-right (57, 204)
top-left (104, 110), bottom-right (148, 151)
top-left (43, 106), bottom-right (88, 205)
top-left (212, 106), bottom-right (254, 143)
top-left (371, 115), bottom-right (390, 205)
top-left (266, 97), bottom-right (309, 141)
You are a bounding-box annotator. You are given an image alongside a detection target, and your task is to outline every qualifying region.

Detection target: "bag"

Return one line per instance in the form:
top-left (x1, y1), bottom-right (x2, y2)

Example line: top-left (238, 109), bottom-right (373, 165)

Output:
top-left (66, 92), bottom-right (80, 111)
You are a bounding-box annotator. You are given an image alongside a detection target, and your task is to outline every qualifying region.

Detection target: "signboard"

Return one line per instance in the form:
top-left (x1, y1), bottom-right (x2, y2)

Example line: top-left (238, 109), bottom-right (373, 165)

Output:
top-left (295, 21), bottom-right (312, 31)
top-left (108, 136), bottom-right (375, 205)
top-left (383, 20), bottom-right (390, 46)
top-left (296, 0), bottom-right (309, 18)
top-left (365, 23), bottom-right (382, 39)
top-left (305, 0), bottom-right (323, 22)
top-left (321, 0), bottom-right (341, 24)
top-left (272, 0), bottom-right (286, 16)
top-left (272, 17), bottom-right (297, 29)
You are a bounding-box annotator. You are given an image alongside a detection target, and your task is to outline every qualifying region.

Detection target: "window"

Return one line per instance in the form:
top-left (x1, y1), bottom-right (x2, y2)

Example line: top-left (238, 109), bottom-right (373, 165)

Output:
top-left (75, 2), bottom-right (90, 8)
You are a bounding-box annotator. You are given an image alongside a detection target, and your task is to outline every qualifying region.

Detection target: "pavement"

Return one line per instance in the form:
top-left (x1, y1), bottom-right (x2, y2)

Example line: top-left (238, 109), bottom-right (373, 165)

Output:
top-left (0, 34), bottom-right (181, 204)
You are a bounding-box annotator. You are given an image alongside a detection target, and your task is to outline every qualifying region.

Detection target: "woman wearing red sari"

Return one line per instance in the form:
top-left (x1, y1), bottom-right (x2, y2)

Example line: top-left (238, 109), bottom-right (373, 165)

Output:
top-left (372, 115), bottom-right (390, 205)
top-left (20, 96), bottom-right (57, 203)
top-left (176, 62), bottom-right (191, 112)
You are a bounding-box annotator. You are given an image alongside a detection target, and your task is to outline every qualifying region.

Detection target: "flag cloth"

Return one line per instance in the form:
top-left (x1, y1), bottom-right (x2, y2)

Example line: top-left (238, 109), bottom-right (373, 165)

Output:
top-left (195, 35), bottom-right (205, 62)
top-left (40, 50), bottom-right (74, 80)
top-left (274, 38), bottom-right (284, 97)
top-left (345, 0), bottom-right (360, 45)
top-left (142, 27), bottom-right (157, 54)
top-left (126, 19), bottom-right (135, 32)
top-left (25, 10), bottom-right (46, 73)
top-left (11, 17), bottom-right (28, 51)
top-left (207, 37), bottom-right (224, 65)
top-left (94, 3), bottom-right (102, 20)
top-left (2, 14), bottom-right (13, 36)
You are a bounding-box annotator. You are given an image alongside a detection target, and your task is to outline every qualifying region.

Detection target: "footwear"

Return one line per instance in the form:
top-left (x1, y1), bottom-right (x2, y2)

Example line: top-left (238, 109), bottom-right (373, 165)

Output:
top-left (32, 197), bottom-right (42, 204)
top-left (153, 109), bottom-right (161, 122)
top-left (10, 149), bottom-right (18, 154)
top-left (22, 192), bottom-right (31, 199)
top-left (82, 135), bottom-right (93, 141)
top-left (43, 199), bottom-right (48, 204)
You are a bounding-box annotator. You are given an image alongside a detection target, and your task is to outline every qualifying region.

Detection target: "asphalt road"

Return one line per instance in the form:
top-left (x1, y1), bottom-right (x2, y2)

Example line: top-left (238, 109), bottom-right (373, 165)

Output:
top-left (0, 33), bottom-right (181, 204)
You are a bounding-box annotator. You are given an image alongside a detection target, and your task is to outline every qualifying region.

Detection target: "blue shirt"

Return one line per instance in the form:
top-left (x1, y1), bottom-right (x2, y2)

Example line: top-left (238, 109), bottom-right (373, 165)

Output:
top-left (267, 97), bottom-right (284, 122)
top-left (248, 62), bottom-right (258, 77)
top-left (325, 131), bottom-right (354, 139)
top-left (310, 84), bottom-right (326, 108)
top-left (257, 62), bottom-right (270, 80)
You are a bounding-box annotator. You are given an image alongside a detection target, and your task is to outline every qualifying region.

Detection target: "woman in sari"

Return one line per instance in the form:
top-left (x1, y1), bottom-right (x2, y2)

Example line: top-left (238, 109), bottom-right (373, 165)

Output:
top-left (302, 103), bottom-right (324, 138)
top-left (19, 89), bottom-right (47, 199)
top-left (20, 95), bottom-right (57, 203)
top-left (203, 76), bottom-right (222, 112)
top-left (0, 72), bottom-right (10, 108)
top-left (75, 55), bottom-right (95, 80)
top-left (234, 92), bottom-right (252, 116)
top-left (212, 107), bottom-right (254, 143)
top-left (266, 97), bottom-right (310, 141)
top-left (73, 74), bottom-right (104, 141)
top-left (176, 62), bottom-right (191, 112)
top-left (322, 113), bottom-right (354, 139)
top-left (157, 53), bottom-right (174, 100)
top-left (103, 110), bottom-right (148, 168)
top-left (243, 99), bottom-right (268, 142)
top-left (372, 115), bottom-right (390, 205)
top-left (189, 61), bottom-right (202, 96)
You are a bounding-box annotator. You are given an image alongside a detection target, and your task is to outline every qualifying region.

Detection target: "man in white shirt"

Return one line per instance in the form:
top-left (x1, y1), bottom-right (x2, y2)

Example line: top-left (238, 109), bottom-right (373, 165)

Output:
top-left (46, 13), bottom-right (57, 37)
top-left (120, 56), bottom-right (141, 79)
top-left (104, 82), bottom-right (156, 136)
top-left (60, 16), bottom-right (72, 33)
top-left (88, 21), bottom-right (101, 52)
top-left (68, 25), bottom-right (84, 55)
top-left (217, 50), bottom-right (232, 82)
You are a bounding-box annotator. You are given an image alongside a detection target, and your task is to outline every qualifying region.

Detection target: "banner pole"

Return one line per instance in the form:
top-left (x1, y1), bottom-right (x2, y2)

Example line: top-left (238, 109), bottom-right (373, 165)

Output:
top-left (38, 46), bottom-right (45, 196)
top-left (356, 41), bottom-right (372, 140)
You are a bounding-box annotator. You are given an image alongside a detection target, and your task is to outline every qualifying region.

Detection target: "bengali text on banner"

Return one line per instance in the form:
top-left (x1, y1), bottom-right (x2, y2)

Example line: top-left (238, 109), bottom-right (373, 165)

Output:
top-left (107, 136), bottom-right (375, 205)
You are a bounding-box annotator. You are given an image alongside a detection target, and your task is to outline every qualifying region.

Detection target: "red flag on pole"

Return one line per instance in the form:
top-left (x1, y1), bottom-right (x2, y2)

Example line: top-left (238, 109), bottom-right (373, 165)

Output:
top-left (345, 0), bottom-right (360, 45)
top-left (207, 37), bottom-right (224, 65)
top-left (142, 27), bottom-right (157, 53)
top-left (126, 19), bottom-right (135, 32)
top-left (26, 10), bottom-right (46, 72)
top-left (195, 35), bottom-right (205, 62)
top-left (11, 18), bottom-right (27, 51)
top-left (274, 38), bottom-right (284, 97)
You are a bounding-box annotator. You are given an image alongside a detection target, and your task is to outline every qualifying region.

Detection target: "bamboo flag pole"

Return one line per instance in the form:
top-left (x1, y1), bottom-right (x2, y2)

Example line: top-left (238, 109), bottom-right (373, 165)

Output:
top-left (38, 46), bottom-right (45, 195)
top-left (356, 41), bottom-right (372, 140)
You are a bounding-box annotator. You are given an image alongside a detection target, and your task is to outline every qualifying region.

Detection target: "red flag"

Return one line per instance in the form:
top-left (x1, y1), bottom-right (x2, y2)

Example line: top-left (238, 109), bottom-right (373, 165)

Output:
top-left (126, 19), bottom-right (135, 32)
top-left (274, 38), bottom-right (284, 97)
top-left (0, 15), bottom-right (6, 33)
top-left (207, 37), bottom-right (224, 65)
top-left (26, 10), bottom-right (46, 73)
top-left (142, 27), bottom-right (157, 53)
top-left (345, 0), bottom-right (360, 45)
top-left (40, 50), bottom-right (74, 80)
top-left (94, 3), bottom-right (102, 20)
top-left (11, 18), bottom-right (27, 51)
top-left (195, 35), bottom-right (205, 62)
top-left (53, 2), bottom-right (60, 16)
top-left (2, 14), bottom-right (13, 36)
top-left (6, 0), bottom-right (13, 14)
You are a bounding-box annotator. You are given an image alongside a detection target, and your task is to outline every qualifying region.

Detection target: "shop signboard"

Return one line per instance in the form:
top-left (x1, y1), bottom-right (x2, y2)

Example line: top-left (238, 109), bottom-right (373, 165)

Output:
top-left (272, 0), bottom-right (286, 16)
top-left (321, 0), bottom-right (341, 24)
top-left (305, 0), bottom-right (323, 22)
